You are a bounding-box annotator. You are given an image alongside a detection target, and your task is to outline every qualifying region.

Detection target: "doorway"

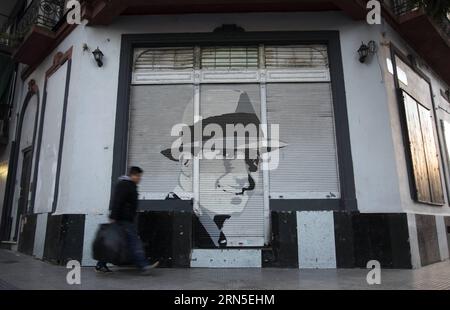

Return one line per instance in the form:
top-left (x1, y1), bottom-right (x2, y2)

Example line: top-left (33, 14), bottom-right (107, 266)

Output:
top-left (13, 147), bottom-right (33, 241)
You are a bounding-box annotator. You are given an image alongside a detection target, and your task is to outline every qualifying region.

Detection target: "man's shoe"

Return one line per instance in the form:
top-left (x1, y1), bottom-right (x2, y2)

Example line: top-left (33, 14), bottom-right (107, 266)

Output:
top-left (140, 261), bottom-right (160, 275)
top-left (95, 264), bottom-right (113, 274)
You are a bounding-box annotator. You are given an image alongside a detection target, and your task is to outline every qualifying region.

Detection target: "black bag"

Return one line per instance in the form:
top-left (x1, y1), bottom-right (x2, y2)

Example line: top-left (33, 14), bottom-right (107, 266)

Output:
top-left (92, 223), bottom-right (130, 266)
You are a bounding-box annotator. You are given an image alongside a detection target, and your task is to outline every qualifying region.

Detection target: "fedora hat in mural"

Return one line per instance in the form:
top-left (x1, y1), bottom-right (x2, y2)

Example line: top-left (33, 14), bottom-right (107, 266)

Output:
top-left (160, 91), bottom-right (286, 162)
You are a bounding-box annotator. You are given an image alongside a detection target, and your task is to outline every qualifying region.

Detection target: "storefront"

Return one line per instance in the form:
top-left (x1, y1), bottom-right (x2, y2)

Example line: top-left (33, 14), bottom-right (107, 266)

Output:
top-left (1, 9), bottom-right (449, 270)
top-left (112, 31), bottom-right (355, 267)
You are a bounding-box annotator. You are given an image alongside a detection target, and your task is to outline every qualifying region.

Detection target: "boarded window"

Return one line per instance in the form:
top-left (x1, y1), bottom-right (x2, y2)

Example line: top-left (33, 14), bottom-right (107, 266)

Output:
top-left (441, 120), bottom-right (450, 201)
top-left (395, 56), bottom-right (432, 109)
top-left (402, 90), bottom-right (444, 204)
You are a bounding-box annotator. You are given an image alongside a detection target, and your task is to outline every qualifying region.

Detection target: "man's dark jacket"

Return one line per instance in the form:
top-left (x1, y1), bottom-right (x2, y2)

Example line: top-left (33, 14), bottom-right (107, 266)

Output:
top-left (109, 176), bottom-right (138, 222)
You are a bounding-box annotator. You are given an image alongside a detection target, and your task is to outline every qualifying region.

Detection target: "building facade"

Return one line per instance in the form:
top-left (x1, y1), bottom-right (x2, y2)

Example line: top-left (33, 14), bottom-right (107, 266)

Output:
top-left (0, 0), bottom-right (449, 268)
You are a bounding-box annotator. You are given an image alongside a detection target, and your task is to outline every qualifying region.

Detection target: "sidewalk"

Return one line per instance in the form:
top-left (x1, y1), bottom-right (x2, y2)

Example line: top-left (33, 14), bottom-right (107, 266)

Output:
top-left (0, 249), bottom-right (449, 290)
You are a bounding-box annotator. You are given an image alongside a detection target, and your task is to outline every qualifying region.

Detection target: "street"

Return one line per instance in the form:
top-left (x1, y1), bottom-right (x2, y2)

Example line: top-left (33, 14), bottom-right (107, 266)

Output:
top-left (0, 249), bottom-right (449, 290)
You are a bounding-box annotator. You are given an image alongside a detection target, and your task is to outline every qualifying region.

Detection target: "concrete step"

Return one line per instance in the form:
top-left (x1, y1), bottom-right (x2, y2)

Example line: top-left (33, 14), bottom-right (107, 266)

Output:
top-left (0, 241), bottom-right (17, 250)
top-left (191, 248), bottom-right (263, 268)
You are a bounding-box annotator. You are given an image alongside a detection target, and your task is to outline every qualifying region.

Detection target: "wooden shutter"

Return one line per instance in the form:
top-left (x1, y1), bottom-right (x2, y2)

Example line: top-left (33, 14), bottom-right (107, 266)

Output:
top-left (403, 91), bottom-right (432, 202)
top-left (418, 104), bottom-right (444, 203)
top-left (402, 90), bottom-right (444, 204)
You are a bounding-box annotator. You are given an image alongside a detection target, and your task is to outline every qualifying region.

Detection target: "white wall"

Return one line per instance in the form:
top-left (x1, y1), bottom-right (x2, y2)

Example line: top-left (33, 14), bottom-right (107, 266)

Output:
top-left (34, 62), bottom-right (68, 214)
top-left (12, 11), bottom-right (449, 216)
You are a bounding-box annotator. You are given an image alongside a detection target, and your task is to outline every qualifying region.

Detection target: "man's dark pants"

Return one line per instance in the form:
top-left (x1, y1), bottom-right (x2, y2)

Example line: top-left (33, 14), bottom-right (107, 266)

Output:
top-left (98, 221), bottom-right (148, 269)
top-left (120, 221), bottom-right (148, 269)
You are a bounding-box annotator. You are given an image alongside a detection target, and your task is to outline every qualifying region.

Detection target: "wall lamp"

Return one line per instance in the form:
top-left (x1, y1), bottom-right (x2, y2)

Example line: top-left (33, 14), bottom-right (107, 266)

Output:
top-left (92, 47), bottom-right (104, 67)
top-left (357, 40), bottom-right (377, 63)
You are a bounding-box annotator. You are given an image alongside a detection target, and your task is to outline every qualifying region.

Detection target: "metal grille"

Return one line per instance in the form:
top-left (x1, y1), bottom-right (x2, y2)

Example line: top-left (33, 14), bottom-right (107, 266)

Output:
top-left (264, 45), bottom-right (329, 69)
top-left (201, 46), bottom-right (259, 70)
top-left (134, 47), bottom-right (195, 71)
top-left (390, 0), bottom-right (420, 15)
top-left (16, 0), bottom-right (65, 36)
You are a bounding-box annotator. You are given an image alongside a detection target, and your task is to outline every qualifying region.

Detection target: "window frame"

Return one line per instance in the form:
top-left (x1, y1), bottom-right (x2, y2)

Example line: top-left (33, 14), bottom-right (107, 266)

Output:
top-left (113, 30), bottom-right (357, 212)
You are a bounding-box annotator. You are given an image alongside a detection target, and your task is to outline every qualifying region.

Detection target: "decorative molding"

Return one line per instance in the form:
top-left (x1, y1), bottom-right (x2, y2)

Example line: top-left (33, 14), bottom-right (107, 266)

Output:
top-left (30, 48), bottom-right (72, 214)
top-left (27, 79), bottom-right (38, 94)
top-left (45, 47), bottom-right (73, 78)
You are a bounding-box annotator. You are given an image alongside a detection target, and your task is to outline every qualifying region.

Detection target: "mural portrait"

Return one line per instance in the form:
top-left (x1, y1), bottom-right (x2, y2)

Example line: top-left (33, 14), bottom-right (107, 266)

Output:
top-left (160, 85), bottom-right (283, 248)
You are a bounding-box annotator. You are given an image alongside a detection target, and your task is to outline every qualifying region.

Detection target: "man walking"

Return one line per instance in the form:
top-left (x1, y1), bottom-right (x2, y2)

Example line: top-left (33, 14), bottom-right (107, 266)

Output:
top-left (96, 166), bottom-right (159, 274)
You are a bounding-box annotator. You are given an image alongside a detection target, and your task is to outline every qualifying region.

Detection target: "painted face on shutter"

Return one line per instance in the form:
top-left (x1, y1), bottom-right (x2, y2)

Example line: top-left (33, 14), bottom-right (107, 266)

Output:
top-left (178, 154), bottom-right (260, 214)
top-left (200, 157), bottom-right (260, 214)
top-left (161, 87), bottom-right (267, 247)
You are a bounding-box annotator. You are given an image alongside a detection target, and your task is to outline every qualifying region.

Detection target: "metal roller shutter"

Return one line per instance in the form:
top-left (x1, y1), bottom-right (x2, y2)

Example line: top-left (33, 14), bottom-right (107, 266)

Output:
top-left (128, 44), bottom-right (340, 247)
top-left (199, 159), bottom-right (264, 247)
top-left (198, 84), bottom-right (264, 246)
top-left (128, 85), bottom-right (194, 200)
top-left (267, 83), bottom-right (340, 199)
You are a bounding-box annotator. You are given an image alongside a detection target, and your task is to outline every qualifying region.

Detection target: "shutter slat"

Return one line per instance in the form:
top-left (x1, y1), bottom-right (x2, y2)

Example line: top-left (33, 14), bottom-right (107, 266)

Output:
top-left (418, 105), bottom-right (444, 203)
top-left (134, 47), bottom-right (195, 71)
top-left (128, 85), bottom-right (194, 193)
top-left (264, 45), bottom-right (328, 69)
top-left (198, 84), bottom-right (264, 246)
top-left (201, 46), bottom-right (259, 69)
top-left (267, 83), bottom-right (340, 197)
